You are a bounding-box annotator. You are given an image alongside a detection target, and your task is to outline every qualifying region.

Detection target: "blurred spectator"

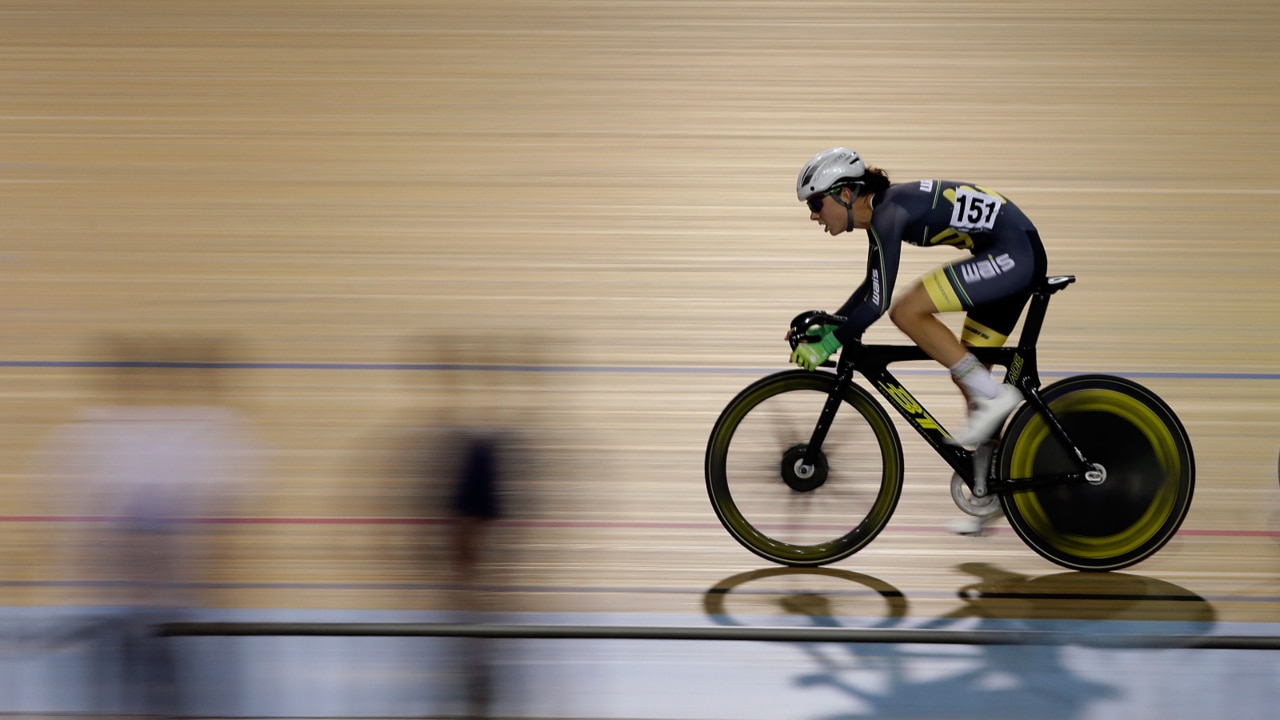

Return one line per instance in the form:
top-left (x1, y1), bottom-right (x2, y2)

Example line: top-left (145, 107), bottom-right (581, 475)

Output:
top-left (385, 331), bottom-right (548, 719)
top-left (39, 334), bottom-right (258, 718)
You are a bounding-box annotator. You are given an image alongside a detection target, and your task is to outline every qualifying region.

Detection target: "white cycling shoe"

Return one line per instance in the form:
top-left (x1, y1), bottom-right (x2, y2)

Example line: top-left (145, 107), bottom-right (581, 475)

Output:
top-left (949, 384), bottom-right (1023, 448)
top-left (948, 513), bottom-right (1000, 536)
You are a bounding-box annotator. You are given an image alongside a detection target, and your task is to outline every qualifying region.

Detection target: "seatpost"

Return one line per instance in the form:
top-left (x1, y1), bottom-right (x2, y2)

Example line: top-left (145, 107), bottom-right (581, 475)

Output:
top-left (1014, 290), bottom-right (1052, 351)
top-left (1004, 289), bottom-right (1054, 393)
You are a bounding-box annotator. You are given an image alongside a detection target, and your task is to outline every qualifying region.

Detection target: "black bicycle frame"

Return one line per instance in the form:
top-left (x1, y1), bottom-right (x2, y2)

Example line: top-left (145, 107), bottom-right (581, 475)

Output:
top-left (801, 280), bottom-right (1097, 495)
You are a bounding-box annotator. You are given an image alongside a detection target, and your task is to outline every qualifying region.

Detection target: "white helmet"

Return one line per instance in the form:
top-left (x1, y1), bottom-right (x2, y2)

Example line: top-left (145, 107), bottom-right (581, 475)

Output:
top-left (796, 147), bottom-right (867, 202)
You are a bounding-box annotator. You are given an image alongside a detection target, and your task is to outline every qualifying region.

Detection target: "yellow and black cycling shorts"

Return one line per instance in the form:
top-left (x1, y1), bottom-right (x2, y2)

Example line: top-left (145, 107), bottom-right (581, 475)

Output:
top-left (923, 230), bottom-right (1047, 347)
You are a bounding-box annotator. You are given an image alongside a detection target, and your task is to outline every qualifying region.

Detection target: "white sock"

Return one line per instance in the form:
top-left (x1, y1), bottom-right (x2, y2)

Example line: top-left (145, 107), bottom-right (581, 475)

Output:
top-left (950, 352), bottom-right (999, 400)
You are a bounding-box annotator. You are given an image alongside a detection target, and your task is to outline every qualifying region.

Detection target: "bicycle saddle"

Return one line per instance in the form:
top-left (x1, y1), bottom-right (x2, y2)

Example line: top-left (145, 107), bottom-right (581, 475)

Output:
top-left (1037, 275), bottom-right (1077, 294)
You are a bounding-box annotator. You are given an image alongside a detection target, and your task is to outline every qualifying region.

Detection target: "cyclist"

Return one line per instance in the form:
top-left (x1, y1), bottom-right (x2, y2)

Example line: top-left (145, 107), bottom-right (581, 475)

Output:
top-left (790, 147), bottom-right (1047, 457)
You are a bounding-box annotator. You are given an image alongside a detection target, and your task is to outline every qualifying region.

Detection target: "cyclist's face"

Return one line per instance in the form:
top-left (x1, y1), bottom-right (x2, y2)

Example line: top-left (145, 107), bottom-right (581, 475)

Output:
top-left (808, 188), bottom-right (859, 235)
top-left (808, 188), bottom-right (849, 235)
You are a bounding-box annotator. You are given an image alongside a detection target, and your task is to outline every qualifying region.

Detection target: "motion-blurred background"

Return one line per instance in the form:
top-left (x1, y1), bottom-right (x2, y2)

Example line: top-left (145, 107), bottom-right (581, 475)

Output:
top-left (1, 1), bottom-right (1277, 718)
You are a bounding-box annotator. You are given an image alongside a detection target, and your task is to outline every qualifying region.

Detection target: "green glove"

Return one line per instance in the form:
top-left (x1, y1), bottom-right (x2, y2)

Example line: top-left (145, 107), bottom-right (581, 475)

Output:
top-left (791, 328), bottom-right (842, 371)
top-left (805, 324), bottom-right (841, 342)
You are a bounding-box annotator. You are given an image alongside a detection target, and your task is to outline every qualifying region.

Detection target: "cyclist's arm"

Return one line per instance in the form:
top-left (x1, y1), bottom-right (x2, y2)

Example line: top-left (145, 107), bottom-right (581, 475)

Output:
top-left (832, 204), bottom-right (905, 344)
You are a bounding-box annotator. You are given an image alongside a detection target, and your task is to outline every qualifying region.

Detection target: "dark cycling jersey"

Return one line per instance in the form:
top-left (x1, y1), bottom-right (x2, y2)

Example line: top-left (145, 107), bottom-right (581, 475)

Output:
top-left (832, 180), bottom-right (1046, 347)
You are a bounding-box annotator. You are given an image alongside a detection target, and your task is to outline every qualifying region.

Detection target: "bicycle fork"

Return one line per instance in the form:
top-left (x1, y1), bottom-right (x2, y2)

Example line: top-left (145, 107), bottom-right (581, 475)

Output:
top-left (798, 362), bottom-right (857, 474)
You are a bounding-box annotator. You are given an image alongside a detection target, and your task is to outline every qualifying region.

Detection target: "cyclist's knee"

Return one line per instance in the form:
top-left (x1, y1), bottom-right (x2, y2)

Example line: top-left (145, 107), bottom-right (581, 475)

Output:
top-left (888, 288), bottom-right (934, 331)
top-left (887, 301), bottom-right (916, 332)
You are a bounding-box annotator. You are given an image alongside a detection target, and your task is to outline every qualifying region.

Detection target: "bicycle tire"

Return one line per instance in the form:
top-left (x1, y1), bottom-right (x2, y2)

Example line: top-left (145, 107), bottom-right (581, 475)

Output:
top-left (705, 370), bottom-right (904, 567)
top-left (996, 374), bottom-right (1195, 571)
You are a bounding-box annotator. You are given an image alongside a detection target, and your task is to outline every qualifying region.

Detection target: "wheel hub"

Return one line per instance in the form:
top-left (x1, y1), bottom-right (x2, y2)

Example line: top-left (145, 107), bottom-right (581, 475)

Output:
top-left (781, 445), bottom-right (828, 492)
top-left (1085, 463), bottom-right (1107, 485)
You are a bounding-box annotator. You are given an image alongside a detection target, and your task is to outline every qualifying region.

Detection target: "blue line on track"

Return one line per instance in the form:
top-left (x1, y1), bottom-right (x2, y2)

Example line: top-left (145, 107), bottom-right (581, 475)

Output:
top-left (2, 360), bottom-right (1277, 381)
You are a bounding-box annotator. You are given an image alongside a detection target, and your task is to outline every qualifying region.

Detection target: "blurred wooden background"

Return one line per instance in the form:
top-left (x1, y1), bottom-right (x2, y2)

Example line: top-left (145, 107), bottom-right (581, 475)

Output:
top-left (0, 0), bottom-right (1277, 625)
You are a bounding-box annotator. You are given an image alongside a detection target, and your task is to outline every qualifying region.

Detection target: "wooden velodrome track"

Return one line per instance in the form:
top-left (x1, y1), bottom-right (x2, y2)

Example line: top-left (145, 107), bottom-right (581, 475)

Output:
top-left (1, 0), bottom-right (1277, 632)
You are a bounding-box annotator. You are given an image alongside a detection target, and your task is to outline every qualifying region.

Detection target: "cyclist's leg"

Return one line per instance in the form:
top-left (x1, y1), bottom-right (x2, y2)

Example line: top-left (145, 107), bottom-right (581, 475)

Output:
top-left (943, 303), bottom-right (1027, 523)
top-left (892, 263), bottom-right (1030, 392)
top-left (890, 281), bottom-right (1015, 419)
top-left (892, 276), bottom-right (1017, 533)
top-left (939, 252), bottom-right (1038, 532)
top-left (914, 232), bottom-right (1045, 446)
top-left (890, 282), bottom-right (1015, 433)
top-left (959, 229), bottom-right (1048, 361)
top-left (961, 298), bottom-right (1030, 391)
top-left (889, 233), bottom-right (1042, 368)
top-left (887, 284), bottom-right (968, 366)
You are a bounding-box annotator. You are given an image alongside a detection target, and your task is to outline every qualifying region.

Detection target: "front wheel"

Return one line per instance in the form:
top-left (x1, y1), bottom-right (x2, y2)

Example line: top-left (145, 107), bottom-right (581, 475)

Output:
top-left (997, 375), bottom-right (1195, 571)
top-left (705, 370), bottom-right (904, 566)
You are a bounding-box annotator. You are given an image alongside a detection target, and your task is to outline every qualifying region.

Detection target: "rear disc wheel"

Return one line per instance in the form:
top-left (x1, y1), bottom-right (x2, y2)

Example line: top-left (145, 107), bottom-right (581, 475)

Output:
top-left (997, 375), bottom-right (1194, 571)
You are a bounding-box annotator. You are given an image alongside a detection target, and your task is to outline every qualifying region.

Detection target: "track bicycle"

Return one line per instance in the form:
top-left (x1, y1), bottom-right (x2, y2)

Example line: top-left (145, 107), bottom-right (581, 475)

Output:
top-left (705, 275), bottom-right (1195, 571)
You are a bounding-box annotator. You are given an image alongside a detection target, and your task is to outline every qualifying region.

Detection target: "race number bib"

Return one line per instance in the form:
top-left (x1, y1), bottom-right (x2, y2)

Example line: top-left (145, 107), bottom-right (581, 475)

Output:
top-left (949, 187), bottom-right (1003, 232)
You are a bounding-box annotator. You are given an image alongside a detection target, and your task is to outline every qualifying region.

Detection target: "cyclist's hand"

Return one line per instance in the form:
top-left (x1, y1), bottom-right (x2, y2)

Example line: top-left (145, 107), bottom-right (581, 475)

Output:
top-left (790, 343), bottom-right (829, 370)
top-left (805, 323), bottom-right (841, 341)
top-left (790, 331), bottom-right (842, 371)
top-left (785, 322), bottom-right (839, 347)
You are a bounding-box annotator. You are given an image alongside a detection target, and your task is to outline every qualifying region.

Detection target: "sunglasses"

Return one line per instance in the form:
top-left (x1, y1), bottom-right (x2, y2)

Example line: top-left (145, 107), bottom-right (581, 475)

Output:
top-left (805, 187), bottom-right (844, 213)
